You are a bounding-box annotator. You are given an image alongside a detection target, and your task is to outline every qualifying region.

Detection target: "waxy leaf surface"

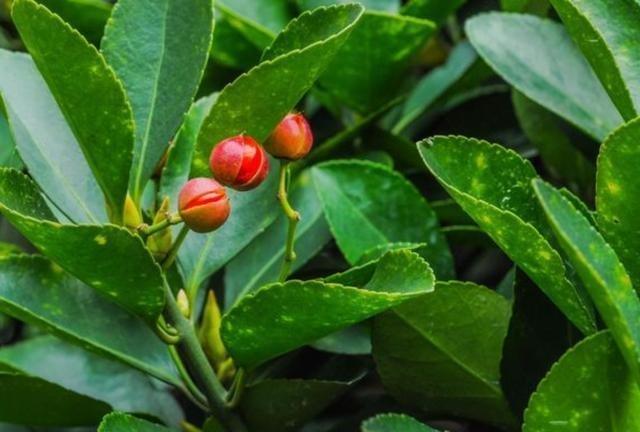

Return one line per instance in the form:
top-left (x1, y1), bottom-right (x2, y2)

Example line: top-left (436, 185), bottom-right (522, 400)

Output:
top-left (362, 413), bottom-right (439, 432)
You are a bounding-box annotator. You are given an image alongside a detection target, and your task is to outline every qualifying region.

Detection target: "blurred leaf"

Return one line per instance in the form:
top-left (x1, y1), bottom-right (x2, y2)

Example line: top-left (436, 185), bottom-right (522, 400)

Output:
top-left (0, 50), bottom-right (107, 223)
top-left (297, 0), bottom-right (400, 13)
top-left (372, 281), bottom-right (516, 429)
top-left (550, 0), bottom-right (640, 120)
top-left (362, 414), bottom-right (440, 432)
top-left (311, 160), bottom-right (453, 278)
top-left (217, 0), bottom-right (291, 48)
top-left (0, 254), bottom-right (178, 385)
top-left (311, 323), bottom-right (371, 355)
top-left (534, 179), bottom-right (640, 381)
top-left (101, 0), bottom-right (213, 201)
top-left (596, 118), bottom-right (640, 294)
top-left (0, 336), bottom-right (182, 426)
top-left (224, 170), bottom-right (332, 307)
top-left (419, 136), bottom-right (596, 334)
top-left (320, 12), bottom-right (435, 113)
top-left (222, 249), bottom-right (434, 369)
top-left (211, 16), bottom-right (261, 70)
top-left (193, 4), bottom-right (364, 176)
top-left (36, 0), bottom-right (111, 46)
top-left (500, 0), bottom-right (549, 14)
top-left (12, 0), bottom-right (134, 221)
top-left (0, 169), bottom-right (166, 323)
top-left (523, 331), bottom-right (640, 431)
top-left (466, 13), bottom-right (622, 141)
top-left (98, 413), bottom-right (172, 431)
top-left (401, 0), bottom-right (466, 24)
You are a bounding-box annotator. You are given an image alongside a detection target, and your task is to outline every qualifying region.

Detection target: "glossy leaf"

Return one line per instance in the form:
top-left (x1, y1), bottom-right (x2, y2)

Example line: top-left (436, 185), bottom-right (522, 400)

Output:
top-left (466, 12), bottom-right (622, 141)
top-left (320, 11), bottom-right (435, 113)
top-left (419, 136), bottom-right (596, 334)
top-left (224, 170), bottom-right (332, 307)
top-left (372, 281), bottom-right (516, 429)
top-left (311, 160), bottom-right (453, 278)
top-left (0, 336), bottom-right (182, 426)
top-left (192, 4), bottom-right (364, 177)
top-left (523, 331), bottom-right (640, 431)
top-left (0, 169), bottom-right (165, 323)
top-left (596, 118), bottom-right (640, 293)
top-left (362, 414), bottom-right (439, 432)
top-left (297, 0), bottom-right (400, 12)
top-left (102, 0), bottom-right (214, 201)
top-left (12, 0), bottom-right (134, 221)
top-left (0, 50), bottom-right (107, 223)
top-left (222, 249), bottom-right (434, 369)
top-left (534, 179), bottom-right (640, 381)
top-left (550, 0), bottom-right (640, 120)
top-left (401, 0), bottom-right (466, 24)
top-left (0, 254), bottom-right (178, 385)
top-left (98, 412), bottom-right (172, 432)
top-left (36, 0), bottom-right (111, 46)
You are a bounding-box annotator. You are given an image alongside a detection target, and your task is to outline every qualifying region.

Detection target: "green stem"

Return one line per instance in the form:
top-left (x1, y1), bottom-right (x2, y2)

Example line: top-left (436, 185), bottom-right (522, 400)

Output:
top-left (169, 345), bottom-right (208, 410)
top-left (140, 214), bottom-right (182, 236)
top-left (226, 368), bottom-right (246, 409)
top-left (162, 225), bottom-right (189, 271)
top-left (164, 286), bottom-right (247, 432)
top-left (277, 162), bottom-right (300, 282)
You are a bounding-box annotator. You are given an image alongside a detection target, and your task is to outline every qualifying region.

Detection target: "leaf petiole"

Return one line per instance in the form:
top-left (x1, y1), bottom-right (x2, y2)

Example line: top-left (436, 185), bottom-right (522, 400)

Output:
top-left (277, 161), bottom-right (300, 282)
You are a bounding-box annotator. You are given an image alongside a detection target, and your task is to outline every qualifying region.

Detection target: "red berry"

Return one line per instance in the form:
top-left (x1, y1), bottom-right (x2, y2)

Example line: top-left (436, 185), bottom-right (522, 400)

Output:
top-left (178, 178), bottom-right (230, 233)
top-left (265, 113), bottom-right (313, 160)
top-left (209, 135), bottom-right (270, 191)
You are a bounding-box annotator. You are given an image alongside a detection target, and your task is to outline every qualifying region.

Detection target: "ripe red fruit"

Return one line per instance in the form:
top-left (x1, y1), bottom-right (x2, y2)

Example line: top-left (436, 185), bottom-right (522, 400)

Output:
top-left (265, 113), bottom-right (313, 160)
top-left (178, 178), bottom-right (230, 233)
top-left (209, 135), bottom-right (269, 191)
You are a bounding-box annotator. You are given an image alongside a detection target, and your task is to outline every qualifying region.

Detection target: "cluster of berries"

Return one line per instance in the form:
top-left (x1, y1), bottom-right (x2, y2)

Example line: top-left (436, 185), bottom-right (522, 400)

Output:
top-left (178, 113), bottom-right (313, 233)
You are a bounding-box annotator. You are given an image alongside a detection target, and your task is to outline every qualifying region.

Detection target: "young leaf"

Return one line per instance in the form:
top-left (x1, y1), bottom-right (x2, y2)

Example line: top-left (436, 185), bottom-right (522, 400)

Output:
top-left (222, 249), bottom-right (434, 369)
top-left (596, 118), bottom-right (640, 293)
top-left (466, 13), bottom-right (622, 141)
top-left (12, 0), bottom-right (134, 221)
top-left (0, 255), bottom-right (178, 385)
top-left (101, 0), bottom-right (214, 201)
top-left (224, 169), bottom-right (332, 307)
top-left (0, 50), bottom-right (107, 224)
top-left (372, 281), bottom-right (516, 429)
top-left (0, 336), bottom-right (182, 426)
top-left (533, 179), bottom-right (640, 382)
top-left (523, 331), bottom-right (640, 431)
top-left (311, 160), bottom-right (453, 278)
top-left (0, 169), bottom-right (165, 323)
top-left (550, 0), bottom-right (640, 120)
top-left (319, 11), bottom-right (435, 113)
top-left (418, 136), bottom-right (596, 335)
top-left (192, 4), bottom-right (364, 177)
top-left (98, 412), bottom-right (172, 432)
top-left (362, 413), bottom-right (440, 432)
top-left (0, 372), bottom-right (111, 426)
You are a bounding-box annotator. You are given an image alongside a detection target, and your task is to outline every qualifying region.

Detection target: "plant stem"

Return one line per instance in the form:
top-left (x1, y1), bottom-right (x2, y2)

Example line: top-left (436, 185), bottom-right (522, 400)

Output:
top-left (140, 214), bottom-right (182, 236)
top-left (169, 345), bottom-right (209, 410)
top-left (277, 161), bottom-right (300, 282)
top-left (226, 368), bottom-right (246, 409)
top-left (162, 225), bottom-right (189, 271)
top-left (164, 285), bottom-right (247, 432)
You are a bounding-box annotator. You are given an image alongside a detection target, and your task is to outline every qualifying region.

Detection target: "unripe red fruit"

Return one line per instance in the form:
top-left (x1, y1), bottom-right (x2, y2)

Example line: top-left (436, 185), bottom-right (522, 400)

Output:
top-left (209, 135), bottom-right (269, 191)
top-left (179, 178), bottom-right (230, 233)
top-left (265, 113), bottom-right (313, 160)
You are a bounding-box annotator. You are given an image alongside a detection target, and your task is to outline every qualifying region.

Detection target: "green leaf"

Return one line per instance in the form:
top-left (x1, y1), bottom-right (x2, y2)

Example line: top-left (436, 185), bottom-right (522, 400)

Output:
top-left (297, 0), bottom-right (400, 13)
top-left (0, 50), bottom-right (107, 224)
top-left (0, 107), bottom-right (21, 170)
top-left (401, 0), bottom-right (466, 24)
top-left (101, 0), bottom-right (214, 201)
top-left (222, 249), bottom-right (434, 369)
top-left (192, 4), bottom-right (364, 177)
top-left (311, 323), bottom-right (372, 355)
top-left (394, 41), bottom-right (477, 133)
top-left (0, 372), bottom-right (111, 426)
top-left (596, 118), bottom-right (640, 294)
top-left (311, 160), bottom-right (453, 278)
top-left (218, 0), bottom-right (291, 46)
top-left (418, 136), bottom-right (596, 334)
top-left (533, 179), bottom-right (640, 382)
top-left (319, 11), bottom-right (435, 113)
top-left (0, 169), bottom-right (165, 323)
top-left (98, 412), bottom-right (172, 432)
top-left (0, 336), bottom-right (182, 426)
top-left (0, 254), bottom-right (178, 385)
top-left (224, 169), bottom-right (332, 307)
top-left (523, 331), bottom-right (640, 431)
top-left (36, 0), bottom-right (111, 46)
top-left (12, 0), bottom-right (134, 221)
top-left (372, 281), bottom-right (515, 429)
top-left (362, 414), bottom-right (439, 432)
top-left (210, 16), bottom-right (261, 70)
top-left (466, 12), bottom-right (622, 141)
top-left (550, 0), bottom-right (640, 120)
